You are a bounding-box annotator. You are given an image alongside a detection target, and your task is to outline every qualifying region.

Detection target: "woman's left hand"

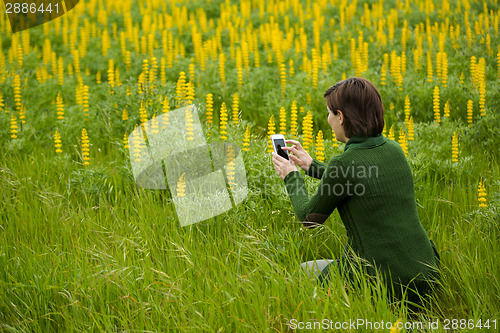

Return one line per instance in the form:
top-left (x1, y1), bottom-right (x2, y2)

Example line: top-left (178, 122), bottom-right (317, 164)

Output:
top-left (272, 152), bottom-right (298, 180)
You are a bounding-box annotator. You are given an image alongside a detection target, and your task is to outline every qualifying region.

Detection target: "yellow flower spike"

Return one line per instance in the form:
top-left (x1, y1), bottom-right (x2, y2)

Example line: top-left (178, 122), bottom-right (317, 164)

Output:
top-left (267, 115), bottom-right (276, 153)
top-left (236, 49), bottom-right (243, 91)
top-left (226, 145), bottom-right (236, 191)
top-left (302, 111), bottom-right (314, 151)
top-left (479, 81), bottom-right (486, 117)
top-left (478, 178), bottom-right (487, 208)
top-left (381, 63), bottom-right (387, 86)
top-left (290, 100), bottom-right (298, 138)
top-left (10, 113), bottom-right (18, 139)
top-left (0, 91), bottom-right (4, 113)
top-left (57, 56), bottom-right (64, 86)
top-left (388, 125), bottom-right (395, 141)
top-left (433, 86), bottom-right (440, 124)
top-left (451, 131), bottom-right (459, 162)
top-left (219, 53), bottom-right (226, 85)
top-left (185, 81), bottom-right (195, 106)
top-left (139, 101), bottom-right (148, 125)
top-left (96, 71), bottom-right (101, 84)
top-left (160, 57), bottom-right (166, 85)
top-left (54, 129), bottom-right (62, 154)
top-left (205, 93), bottom-right (213, 129)
top-left (232, 93), bottom-right (239, 125)
top-left (56, 93), bottom-right (64, 120)
top-left (162, 96), bottom-right (170, 128)
top-left (19, 104), bottom-right (25, 124)
top-left (177, 173), bottom-right (186, 198)
top-left (470, 56), bottom-right (477, 87)
top-left (108, 59), bottom-right (115, 93)
top-left (444, 101), bottom-right (450, 118)
top-left (408, 116), bottom-right (415, 141)
top-left (176, 71), bottom-right (187, 107)
top-left (315, 130), bottom-right (325, 162)
top-left (279, 61), bottom-right (287, 98)
top-left (220, 102), bottom-right (229, 141)
top-left (279, 106), bottom-right (287, 135)
top-left (332, 130), bottom-right (339, 148)
top-left (398, 128), bottom-right (408, 157)
top-left (13, 74), bottom-right (21, 112)
top-left (441, 52), bottom-right (448, 87)
top-left (404, 95), bottom-right (411, 123)
top-left (311, 48), bottom-right (319, 89)
top-left (467, 100), bottom-right (473, 127)
top-left (497, 52), bottom-right (500, 80)
top-left (426, 52), bottom-right (433, 82)
top-left (150, 57), bottom-right (158, 87)
top-left (185, 107), bottom-right (194, 141)
top-left (243, 126), bottom-right (251, 152)
top-left (122, 109), bottom-right (129, 121)
top-left (81, 128), bottom-right (90, 166)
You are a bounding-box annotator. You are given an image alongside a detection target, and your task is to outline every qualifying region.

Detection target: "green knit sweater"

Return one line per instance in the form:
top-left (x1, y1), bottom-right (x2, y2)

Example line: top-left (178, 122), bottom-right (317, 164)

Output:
top-left (284, 134), bottom-right (440, 290)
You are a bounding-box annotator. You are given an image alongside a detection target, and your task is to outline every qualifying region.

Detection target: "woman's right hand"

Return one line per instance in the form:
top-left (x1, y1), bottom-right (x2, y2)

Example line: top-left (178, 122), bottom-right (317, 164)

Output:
top-left (282, 140), bottom-right (313, 172)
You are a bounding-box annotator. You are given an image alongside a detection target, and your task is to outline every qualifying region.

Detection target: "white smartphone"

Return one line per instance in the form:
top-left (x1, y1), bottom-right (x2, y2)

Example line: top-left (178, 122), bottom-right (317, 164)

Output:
top-left (270, 134), bottom-right (289, 160)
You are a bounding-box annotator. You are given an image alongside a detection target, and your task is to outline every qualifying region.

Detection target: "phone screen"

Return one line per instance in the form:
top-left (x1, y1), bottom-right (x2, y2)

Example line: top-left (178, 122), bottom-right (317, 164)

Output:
top-left (273, 138), bottom-right (289, 160)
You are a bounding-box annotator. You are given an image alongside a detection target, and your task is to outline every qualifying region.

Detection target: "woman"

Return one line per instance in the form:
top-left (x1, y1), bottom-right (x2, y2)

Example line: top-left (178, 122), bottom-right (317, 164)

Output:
top-left (272, 77), bottom-right (440, 304)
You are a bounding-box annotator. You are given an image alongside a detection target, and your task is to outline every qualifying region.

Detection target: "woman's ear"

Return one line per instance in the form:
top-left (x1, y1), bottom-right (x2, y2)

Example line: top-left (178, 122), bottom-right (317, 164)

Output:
top-left (338, 110), bottom-right (344, 124)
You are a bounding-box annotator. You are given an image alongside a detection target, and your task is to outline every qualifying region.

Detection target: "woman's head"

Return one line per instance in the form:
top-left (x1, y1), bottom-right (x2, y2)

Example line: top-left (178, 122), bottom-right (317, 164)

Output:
top-left (324, 77), bottom-right (385, 139)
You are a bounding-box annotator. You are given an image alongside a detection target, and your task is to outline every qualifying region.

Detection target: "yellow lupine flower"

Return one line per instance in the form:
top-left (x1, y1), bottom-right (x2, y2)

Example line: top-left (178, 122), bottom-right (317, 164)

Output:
top-left (467, 100), bottom-right (473, 126)
top-left (332, 130), bottom-right (339, 148)
top-left (205, 93), bottom-right (213, 129)
top-left (302, 111), bottom-right (314, 151)
top-left (226, 145), bottom-right (236, 191)
top-left (433, 86), bottom-right (440, 124)
top-left (220, 102), bottom-right (228, 141)
top-left (451, 131), bottom-right (459, 162)
top-left (267, 115), bottom-right (276, 153)
top-left (315, 130), bottom-right (325, 162)
top-left (122, 109), bottom-right (129, 121)
top-left (232, 92), bottom-right (239, 125)
top-left (408, 116), bottom-right (415, 141)
top-left (243, 126), bottom-right (251, 152)
top-left (56, 93), bottom-right (64, 120)
top-left (290, 100), bottom-right (298, 138)
top-left (177, 173), bottom-right (186, 198)
top-left (478, 178), bottom-right (487, 208)
top-left (404, 95), bottom-right (411, 123)
top-left (123, 131), bottom-right (129, 149)
top-left (54, 130), bottom-right (62, 154)
top-left (10, 113), bottom-right (18, 139)
top-left (279, 106), bottom-right (287, 135)
top-left (219, 53), bottom-right (226, 84)
top-left (185, 107), bottom-right (194, 141)
top-left (81, 128), bottom-right (90, 166)
top-left (443, 101), bottom-right (450, 118)
top-left (176, 71), bottom-right (187, 107)
top-left (388, 125), bottom-right (395, 141)
top-left (398, 128), bottom-right (408, 157)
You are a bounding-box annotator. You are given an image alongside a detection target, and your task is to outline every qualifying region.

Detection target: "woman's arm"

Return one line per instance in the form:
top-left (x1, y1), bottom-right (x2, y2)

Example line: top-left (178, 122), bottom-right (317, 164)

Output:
top-left (283, 158), bottom-right (348, 227)
top-left (305, 158), bottom-right (327, 179)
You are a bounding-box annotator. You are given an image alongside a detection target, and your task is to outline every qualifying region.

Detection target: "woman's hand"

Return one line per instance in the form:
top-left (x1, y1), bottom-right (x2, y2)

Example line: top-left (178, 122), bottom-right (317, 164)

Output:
top-left (272, 152), bottom-right (298, 180)
top-left (281, 140), bottom-right (313, 172)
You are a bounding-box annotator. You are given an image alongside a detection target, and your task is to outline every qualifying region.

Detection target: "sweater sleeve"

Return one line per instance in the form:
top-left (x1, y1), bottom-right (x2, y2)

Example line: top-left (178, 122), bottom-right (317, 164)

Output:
top-left (284, 158), bottom-right (348, 227)
top-left (305, 158), bottom-right (327, 179)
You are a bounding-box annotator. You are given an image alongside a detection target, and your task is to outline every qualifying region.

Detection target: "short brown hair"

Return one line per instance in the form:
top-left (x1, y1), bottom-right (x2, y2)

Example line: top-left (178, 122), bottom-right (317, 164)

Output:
top-left (324, 77), bottom-right (384, 138)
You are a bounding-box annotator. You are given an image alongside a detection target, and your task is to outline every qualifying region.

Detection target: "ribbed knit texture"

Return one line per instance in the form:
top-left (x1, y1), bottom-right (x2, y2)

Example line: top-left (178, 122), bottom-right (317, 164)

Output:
top-left (284, 134), bottom-right (440, 288)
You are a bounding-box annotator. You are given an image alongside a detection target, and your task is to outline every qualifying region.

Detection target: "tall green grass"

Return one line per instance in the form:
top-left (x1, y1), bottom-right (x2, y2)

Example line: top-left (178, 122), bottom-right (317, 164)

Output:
top-left (1, 118), bottom-right (498, 331)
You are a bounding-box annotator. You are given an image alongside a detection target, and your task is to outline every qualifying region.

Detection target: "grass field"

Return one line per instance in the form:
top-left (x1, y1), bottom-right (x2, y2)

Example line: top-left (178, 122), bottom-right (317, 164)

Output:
top-left (0, 0), bottom-right (499, 331)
